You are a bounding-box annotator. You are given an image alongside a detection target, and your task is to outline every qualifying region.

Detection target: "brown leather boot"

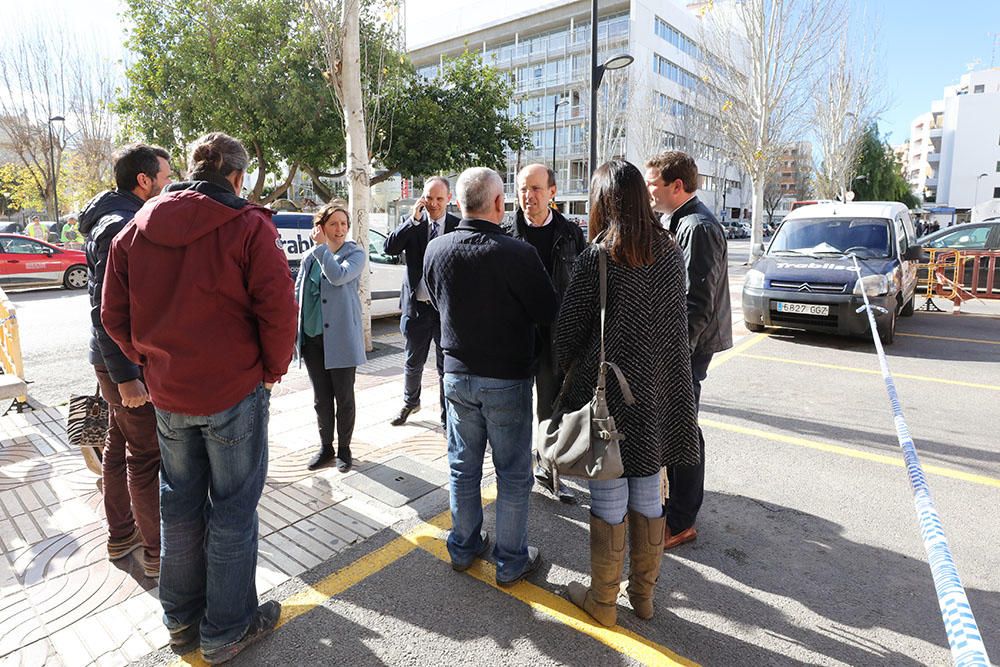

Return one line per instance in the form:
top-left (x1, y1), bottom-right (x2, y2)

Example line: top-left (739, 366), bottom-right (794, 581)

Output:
top-left (626, 510), bottom-right (666, 619)
top-left (567, 514), bottom-right (626, 627)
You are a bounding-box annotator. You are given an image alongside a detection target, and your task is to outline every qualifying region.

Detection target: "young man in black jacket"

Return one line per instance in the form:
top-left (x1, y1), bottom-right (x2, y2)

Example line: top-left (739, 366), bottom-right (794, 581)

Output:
top-left (79, 143), bottom-right (172, 578)
top-left (383, 177), bottom-right (459, 429)
top-left (503, 163), bottom-right (585, 501)
top-left (645, 151), bottom-right (733, 550)
top-left (424, 167), bottom-right (558, 586)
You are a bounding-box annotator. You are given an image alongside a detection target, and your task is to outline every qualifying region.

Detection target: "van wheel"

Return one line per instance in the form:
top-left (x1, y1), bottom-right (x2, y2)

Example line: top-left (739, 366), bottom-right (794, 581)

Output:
top-left (745, 321), bottom-right (765, 332)
top-left (878, 309), bottom-right (896, 345)
top-left (900, 296), bottom-right (915, 317)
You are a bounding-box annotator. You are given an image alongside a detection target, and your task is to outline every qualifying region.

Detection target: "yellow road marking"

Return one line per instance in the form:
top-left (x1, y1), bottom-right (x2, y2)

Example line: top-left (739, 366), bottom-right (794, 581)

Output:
top-left (897, 332), bottom-right (1000, 346)
top-left (701, 418), bottom-right (1000, 489)
top-left (419, 536), bottom-right (697, 667)
top-left (737, 353), bottom-right (1000, 392)
top-left (709, 333), bottom-right (769, 370)
top-left (172, 483), bottom-right (695, 666)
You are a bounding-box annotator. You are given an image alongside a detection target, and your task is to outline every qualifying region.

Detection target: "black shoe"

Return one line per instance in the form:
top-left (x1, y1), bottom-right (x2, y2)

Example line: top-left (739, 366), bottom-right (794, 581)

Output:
top-left (391, 404), bottom-right (420, 426)
top-left (497, 546), bottom-right (541, 587)
top-left (336, 455), bottom-right (352, 473)
top-left (201, 601), bottom-right (281, 664)
top-left (452, 531), bottom-right (490, 572)
top-left (533, 466), bottom-right (577, 504)
top-left (307, 447), bottom-right (336, 471)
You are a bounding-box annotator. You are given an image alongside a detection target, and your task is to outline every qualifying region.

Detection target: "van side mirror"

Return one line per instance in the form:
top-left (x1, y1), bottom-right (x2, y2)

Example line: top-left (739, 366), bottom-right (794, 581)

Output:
top-left (903, 245), bottom-right (923, 262)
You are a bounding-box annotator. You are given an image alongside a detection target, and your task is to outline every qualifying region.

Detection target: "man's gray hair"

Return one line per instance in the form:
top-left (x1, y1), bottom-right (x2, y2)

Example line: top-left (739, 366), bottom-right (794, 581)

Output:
top-left (424, 175), bottom-right (451, 193)
top-left (456, 168), bottom-right (503, 214)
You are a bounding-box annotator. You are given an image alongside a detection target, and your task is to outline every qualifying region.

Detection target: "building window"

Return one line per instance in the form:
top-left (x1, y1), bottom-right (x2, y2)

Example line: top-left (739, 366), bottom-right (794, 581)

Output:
top-left (654, 17), bottom-right (700, 59)
top-left (996, 161), bottom-right (1000, 172)
top-left (974, 84), bottom-right (985, 94)
top-left (653, 53), bottom-right (699, 91)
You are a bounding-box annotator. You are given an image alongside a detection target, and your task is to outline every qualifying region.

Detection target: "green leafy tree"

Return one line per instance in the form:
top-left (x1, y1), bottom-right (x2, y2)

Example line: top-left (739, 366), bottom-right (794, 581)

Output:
top-left (0, 163), bottom-right (44, 216)
top-left (852, 123), bottom-right (918, 208)
top-left (118, 0), bottom-right (343, 203)
top-left (375, 51), bottom-right (529, 183)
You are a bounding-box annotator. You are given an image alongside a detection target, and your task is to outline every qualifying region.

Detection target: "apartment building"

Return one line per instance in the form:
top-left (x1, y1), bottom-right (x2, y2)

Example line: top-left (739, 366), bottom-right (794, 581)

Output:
top-left (407, 0), bottom-right (745, 218)
top-left (904, 68), bottom-right (1000, 223)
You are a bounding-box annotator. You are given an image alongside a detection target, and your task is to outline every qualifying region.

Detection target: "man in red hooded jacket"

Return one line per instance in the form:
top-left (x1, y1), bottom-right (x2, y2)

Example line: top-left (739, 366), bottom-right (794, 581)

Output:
top-left (102, 132), bottom-right (296, 664)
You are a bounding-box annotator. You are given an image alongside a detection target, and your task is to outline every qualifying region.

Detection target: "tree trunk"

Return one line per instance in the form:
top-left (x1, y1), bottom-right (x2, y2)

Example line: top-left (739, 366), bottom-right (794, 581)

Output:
top-left (261, 163), bottom-right (299, 205)
top-left (250, 142), bottom-right (267, 203)
top-left (338, 0), bottom-right (373, 351)
top-left (370, 170), bottom-right (395, 186)
top-left (303, 165), bottom-right (334, 203)
top-left (750, 178), bottom-right (765, 264)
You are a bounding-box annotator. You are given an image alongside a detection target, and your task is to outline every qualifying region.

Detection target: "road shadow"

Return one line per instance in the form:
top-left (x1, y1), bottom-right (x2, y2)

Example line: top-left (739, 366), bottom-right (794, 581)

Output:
top-left (699, 399), bottom-right (1000, 471)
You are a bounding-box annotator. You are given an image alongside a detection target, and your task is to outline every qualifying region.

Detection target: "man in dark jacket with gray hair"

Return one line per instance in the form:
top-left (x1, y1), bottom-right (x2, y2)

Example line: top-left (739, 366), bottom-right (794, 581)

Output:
top-left (79, 143), bottom-right (172, 578)
top-left (645, 151), bottom-right (733, 550)
top-left (423, 166), bottom-right (558, 587)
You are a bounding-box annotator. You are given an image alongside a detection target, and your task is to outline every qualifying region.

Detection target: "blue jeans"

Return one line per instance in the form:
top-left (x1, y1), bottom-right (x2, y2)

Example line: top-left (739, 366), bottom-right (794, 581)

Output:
top-left (443, 373), bottom-right (533, 582)
top-left (589, 472), bottom-right (663, 525)
top-left (156, 385), bottom-right (270, 651)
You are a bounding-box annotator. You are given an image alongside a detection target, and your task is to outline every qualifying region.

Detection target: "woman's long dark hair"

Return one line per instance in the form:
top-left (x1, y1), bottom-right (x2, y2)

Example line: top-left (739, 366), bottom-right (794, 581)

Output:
top-left (588, 160), bottom-right (664, 267)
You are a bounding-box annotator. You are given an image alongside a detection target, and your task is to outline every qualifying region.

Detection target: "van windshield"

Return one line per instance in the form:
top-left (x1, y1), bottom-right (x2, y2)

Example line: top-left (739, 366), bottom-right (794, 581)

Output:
top-left (768, 218), bottom-right (891, 259)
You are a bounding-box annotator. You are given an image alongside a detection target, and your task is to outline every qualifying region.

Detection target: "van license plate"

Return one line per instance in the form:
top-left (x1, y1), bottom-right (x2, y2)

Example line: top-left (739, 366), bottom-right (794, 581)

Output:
top-left (776, 302), bottom-right (829, 316)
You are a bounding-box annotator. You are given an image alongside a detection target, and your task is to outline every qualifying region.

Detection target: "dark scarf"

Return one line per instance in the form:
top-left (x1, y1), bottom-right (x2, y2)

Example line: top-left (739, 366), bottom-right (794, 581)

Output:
top-left (189, 167), bottom-right (236, 193)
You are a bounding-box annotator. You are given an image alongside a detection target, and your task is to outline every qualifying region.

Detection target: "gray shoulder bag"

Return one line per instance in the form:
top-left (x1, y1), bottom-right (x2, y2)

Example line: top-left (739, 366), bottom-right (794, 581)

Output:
top-left (536, 245), bottom-right (635, 488)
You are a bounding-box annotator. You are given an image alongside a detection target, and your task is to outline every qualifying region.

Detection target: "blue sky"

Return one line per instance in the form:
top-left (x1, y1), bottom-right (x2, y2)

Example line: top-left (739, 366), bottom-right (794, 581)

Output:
top-left (853, 0), bottom-right (1000, 144)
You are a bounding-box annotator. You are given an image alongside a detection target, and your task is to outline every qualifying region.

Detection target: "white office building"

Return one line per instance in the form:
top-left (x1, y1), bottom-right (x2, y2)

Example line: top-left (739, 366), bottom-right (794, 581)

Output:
top-left (406, 0), bottom-right (747, 218)
top-left (903, 68), bottom-right (1000, 224)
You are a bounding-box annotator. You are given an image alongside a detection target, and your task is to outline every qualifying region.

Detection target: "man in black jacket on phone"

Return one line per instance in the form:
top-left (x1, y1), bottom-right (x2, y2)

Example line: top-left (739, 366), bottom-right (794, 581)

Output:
top-left (383, 176), bottom-right (459, 428)
top-left (645, 151), bottom-right (733, 550)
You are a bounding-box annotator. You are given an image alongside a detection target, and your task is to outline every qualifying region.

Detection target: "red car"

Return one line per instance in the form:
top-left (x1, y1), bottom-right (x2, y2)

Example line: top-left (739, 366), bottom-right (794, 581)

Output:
top-left (0, 234), bottom-right (88, 290)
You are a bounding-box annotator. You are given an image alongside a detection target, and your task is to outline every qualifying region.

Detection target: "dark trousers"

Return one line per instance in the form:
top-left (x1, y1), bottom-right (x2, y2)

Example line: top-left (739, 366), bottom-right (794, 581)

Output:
top-left (95, 366), bottom-right (161, 560)
top-left (401, 301), bottom-right (445, 425)
top-left (302, 334), bottom-right (356, 454)
top-left (534, 329), bottom-right (563, 422)
top-left (666, 351), bottom-right (713, 534)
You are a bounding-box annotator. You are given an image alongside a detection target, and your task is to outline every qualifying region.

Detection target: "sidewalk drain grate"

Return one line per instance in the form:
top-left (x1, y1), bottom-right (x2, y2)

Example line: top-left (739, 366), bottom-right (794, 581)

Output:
top-left (341, 455), bottom-right (448, 507)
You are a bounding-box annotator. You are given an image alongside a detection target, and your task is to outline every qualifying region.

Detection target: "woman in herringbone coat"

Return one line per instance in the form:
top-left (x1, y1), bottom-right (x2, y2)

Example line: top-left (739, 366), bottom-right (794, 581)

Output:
top-left (555, 160), bottom-right (700, 627)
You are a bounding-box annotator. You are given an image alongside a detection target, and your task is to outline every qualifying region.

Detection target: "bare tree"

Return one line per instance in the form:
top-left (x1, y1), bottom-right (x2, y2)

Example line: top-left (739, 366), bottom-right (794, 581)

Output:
top-left (626, 75), bottom-right (665, 163)
top-left (307, 0), bottom-right (374, 349)
top-left (699, 0), bottom-right (844, 259)
top-left (812, 22), bottom-right (883, 201)
top-left (762, 179), bottom-right (783, 224)
top-left (595, 68), bottom-right (631, 166)
top-left (0, 21), bottom-right (70, 218)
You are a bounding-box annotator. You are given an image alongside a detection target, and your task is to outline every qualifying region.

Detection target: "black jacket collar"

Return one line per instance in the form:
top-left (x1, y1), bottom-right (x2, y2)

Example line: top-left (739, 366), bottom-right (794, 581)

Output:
top-left (458, 218), bottom-right (504, 233)
top-left (668, 195), bottom-right (701, 234)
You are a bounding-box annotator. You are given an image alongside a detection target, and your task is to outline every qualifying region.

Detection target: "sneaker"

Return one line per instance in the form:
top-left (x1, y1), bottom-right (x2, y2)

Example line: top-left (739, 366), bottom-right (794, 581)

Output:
top-left (496, 546), bottom-right (542, 587)
top-left (140, 550), bottom-right (160, 579)
top-left (451, 531), bottom-right (490, 572)
top-left (107, 528), bottom-right (142, 561)
top-left (390, 404), bottom-right (420, 426)
top-left (201, 601), bottom-right (281, 665)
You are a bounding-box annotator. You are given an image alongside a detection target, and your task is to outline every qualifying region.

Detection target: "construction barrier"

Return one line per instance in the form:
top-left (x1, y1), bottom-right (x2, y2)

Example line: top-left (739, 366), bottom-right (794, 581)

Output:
top-left (0, 287), bottom-right (28, 409)
top-left (916, 248), bottom-right (1000, 312)
top-left (852, 256), bottom-right (990, 666)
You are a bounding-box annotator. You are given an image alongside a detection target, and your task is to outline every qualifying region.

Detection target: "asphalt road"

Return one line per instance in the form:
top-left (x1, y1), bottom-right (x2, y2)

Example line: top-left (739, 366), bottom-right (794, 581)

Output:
top-left (13, 239), bottom-right (1000, 665)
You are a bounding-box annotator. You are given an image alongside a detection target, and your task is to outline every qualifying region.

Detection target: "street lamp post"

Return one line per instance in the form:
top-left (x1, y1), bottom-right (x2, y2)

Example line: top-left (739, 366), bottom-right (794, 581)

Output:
top-left (974, 172), bottom-right (989, 208)
top-left (588, 0), bottom-right (633, 178)
top-left (551, 96), bottom-right (569, 169)
top-left (47, 116), bottom-right (65, 222)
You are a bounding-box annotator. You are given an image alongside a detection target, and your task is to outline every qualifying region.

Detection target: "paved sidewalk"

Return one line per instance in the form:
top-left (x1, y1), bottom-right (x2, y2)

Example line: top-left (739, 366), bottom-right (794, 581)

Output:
top-left (0, 322), bottom-right (459, 667)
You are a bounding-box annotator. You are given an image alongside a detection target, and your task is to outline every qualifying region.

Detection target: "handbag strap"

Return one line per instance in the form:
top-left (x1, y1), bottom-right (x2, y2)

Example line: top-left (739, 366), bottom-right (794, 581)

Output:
top-left (597, 246), bottom-right (636, 406)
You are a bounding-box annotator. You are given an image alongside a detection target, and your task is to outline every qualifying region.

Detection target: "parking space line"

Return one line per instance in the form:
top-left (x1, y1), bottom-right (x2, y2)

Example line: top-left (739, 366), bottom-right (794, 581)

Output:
top-left (170, 483), bottom-right (695, 666)
top-left (897, 332), bottom-right (1000, 345)
top-left (418, 536), bottom-right (697, 667)
top-left (709, 333), bottom-right (769, 371)
top-left (736, 353), bottom-right (1000, 392)
top-left (701, 418), bottom-right (1000, 489)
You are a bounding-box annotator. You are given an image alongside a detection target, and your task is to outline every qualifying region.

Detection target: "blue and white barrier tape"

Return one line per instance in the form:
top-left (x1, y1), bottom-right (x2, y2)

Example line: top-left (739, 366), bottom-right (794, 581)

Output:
top-left (852, 256), bottom-right (990, 666)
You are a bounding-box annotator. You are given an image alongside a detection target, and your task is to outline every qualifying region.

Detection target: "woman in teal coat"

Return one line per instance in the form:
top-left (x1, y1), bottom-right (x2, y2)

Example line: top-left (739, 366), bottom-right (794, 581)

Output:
top-left (295, 200), bottom-right (367, 472)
